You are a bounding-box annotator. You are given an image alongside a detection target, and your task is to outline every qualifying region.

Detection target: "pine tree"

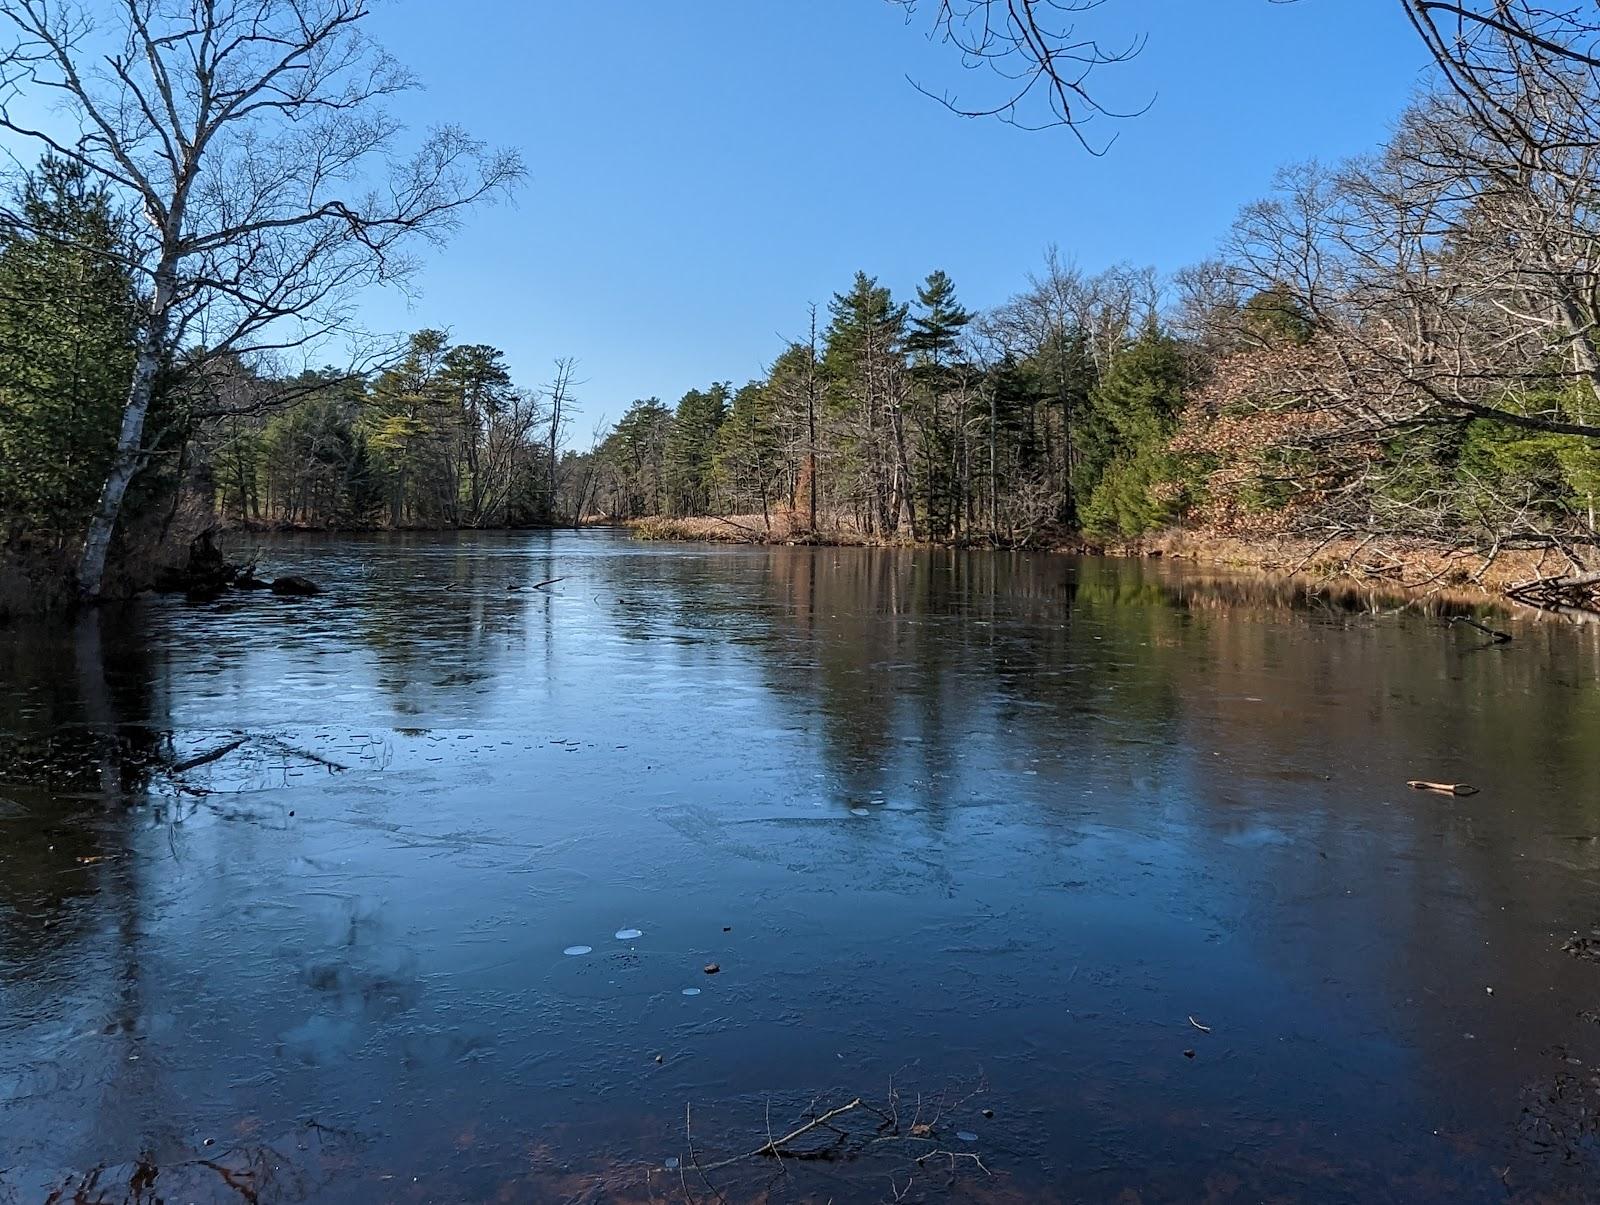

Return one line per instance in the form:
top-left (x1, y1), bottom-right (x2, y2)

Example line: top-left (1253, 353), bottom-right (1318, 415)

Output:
top-left (0, 158), bottom-right (137, 544)
top-left (439, 344), bottom-right (515, 525)
top-left (664, 384), bottom-right (730, 516)
top-left (712, 381), bottom-right (781, 522)
top-left (825, 272), bottom-right (912, 534)
top-left (908, 269), bottom-right (973, 537)
top-left (1076, 324), bottom-right (1190, 537)
top-left (600, 399), bottom-right (674, 516)
top-left (907, 270), bottom-right (972, 368)
top-left (364, 330), bottom-right (451, 525)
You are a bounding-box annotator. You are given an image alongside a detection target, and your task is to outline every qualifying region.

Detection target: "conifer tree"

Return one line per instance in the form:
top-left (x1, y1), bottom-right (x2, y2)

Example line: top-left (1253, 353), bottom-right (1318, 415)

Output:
top-left (0, 158), bottom-right (137, 544)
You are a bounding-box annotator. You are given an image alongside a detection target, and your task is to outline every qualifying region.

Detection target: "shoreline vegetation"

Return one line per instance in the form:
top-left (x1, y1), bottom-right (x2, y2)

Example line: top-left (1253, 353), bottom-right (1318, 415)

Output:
top-left (622, 513), bottom-right (1596, 619)
top-left (6, 5), bottom-right (1600, 625)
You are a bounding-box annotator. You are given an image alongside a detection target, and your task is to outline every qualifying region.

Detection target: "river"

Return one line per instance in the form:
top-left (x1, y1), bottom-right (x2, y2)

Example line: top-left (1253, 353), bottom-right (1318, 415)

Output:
top-left (2, 530), bottom-right (1599, 1202)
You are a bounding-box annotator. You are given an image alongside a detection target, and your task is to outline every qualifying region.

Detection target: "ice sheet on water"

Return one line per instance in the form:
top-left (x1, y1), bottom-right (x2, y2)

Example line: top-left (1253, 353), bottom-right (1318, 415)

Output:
top-left (615, 928), bottom-right (643, 940)
top-left (563, 945), bottom-right (593, 956)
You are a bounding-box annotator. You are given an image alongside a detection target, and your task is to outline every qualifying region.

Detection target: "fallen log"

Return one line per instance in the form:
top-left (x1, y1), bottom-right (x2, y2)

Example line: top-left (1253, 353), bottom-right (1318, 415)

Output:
top-left (1506, 569), bottom-right (1600, 615)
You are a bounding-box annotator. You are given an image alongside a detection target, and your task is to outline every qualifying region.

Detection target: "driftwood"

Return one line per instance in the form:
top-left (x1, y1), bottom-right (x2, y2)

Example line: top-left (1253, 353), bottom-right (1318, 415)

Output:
top-left (1408, 780), bottom-right (1480, 796)
top-left (1506, 569), bottom-right (1600, 615)
top-left (1448, 616), bottom-right (1512, 643)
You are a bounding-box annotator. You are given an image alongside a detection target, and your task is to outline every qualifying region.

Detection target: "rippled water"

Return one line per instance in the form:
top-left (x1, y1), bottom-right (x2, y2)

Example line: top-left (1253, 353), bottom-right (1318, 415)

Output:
top-left (2, 530), bottom-right (1599, 1202)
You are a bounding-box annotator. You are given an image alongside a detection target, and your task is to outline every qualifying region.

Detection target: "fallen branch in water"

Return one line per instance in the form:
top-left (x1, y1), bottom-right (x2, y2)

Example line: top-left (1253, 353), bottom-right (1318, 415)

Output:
top-left (1506, 568), bottom-right (1600, 615)
top-left (169, 737), bottom-right (246, 775)
top-left (258, 735), bottom-right (347, 772)
top-left (1408, 780), bottom-right (1479, 796)
top-left (667, 1070), bottom-right (994, 1204)
top-left (700, 1098), bottom-right (865, 1171)
top-left (1448, 616), bottom-right (1512, 643)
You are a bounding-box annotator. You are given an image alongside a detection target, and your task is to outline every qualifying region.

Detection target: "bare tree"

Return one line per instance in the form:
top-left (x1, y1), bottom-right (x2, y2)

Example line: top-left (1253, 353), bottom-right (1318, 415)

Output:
top-left (543, 357), bottom-right (577, 520)
top-left (477, 388), bottom-right (545, 527)
top-left (1401, 0), bottom-right (1600, 151)
top-left (801, 305), bottom-right (821, 534)
top-left (0, 0), bottom-right (522, 596)
top-left (892, 0), bottom-right (1150, 150)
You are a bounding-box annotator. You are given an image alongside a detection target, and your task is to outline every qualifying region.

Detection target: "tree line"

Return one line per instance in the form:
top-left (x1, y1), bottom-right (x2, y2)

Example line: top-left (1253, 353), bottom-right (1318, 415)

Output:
top-left (0, 161), bottom-right (587, 547)
top-left (205, 335), bottom-right (586, 530)
top-left (5, 0), bottom-right (1600, 608)
top-left (582, 260), bottom-right (1186, 547)
top-left (586, 5), bottom-right (1600, 572)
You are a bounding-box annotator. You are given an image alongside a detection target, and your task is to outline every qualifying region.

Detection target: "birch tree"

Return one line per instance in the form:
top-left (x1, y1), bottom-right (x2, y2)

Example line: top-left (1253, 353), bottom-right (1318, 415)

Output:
top-left (0, 0), bottom-right (521, 596)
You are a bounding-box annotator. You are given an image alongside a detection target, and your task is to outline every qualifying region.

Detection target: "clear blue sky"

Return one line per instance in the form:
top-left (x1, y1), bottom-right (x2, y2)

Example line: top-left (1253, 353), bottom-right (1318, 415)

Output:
top-left (92, 2), bottom-right (1445, 433)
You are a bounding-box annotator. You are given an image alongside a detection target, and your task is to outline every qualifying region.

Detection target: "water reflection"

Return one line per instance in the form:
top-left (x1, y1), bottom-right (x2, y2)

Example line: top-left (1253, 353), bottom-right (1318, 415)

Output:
top-left (1, 532), bottom-right (1598, 1202)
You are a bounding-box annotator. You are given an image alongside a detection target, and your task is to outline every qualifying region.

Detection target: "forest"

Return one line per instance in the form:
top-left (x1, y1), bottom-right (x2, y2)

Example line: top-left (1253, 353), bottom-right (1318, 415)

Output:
top-left (4, 1), bottom-right (1600, 612)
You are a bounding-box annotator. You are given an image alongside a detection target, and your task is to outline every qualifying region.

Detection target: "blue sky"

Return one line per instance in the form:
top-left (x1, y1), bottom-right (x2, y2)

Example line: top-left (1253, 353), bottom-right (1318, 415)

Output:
top-left (355, 0), bottom-right (1427, 432)
top-left (20, 0), bottom-right (1432, 435)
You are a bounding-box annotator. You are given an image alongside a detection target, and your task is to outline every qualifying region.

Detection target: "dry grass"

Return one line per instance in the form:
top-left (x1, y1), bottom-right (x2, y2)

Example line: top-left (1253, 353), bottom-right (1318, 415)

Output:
top-left (626, 513), bottom-right (894, 546)
top-left (622, 512), bottom-right (1597, 613)
top-left (1138, 528), bottom-right (1598, 610)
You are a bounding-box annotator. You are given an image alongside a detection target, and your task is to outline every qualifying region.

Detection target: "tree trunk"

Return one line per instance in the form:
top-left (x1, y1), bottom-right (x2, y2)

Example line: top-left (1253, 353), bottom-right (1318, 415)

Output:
top-left (989, 386), bottom-right (999, 542)
top-left (77, 316), bottom-right (167, 598)
top-left (891, 402), bottom-right (917, 538)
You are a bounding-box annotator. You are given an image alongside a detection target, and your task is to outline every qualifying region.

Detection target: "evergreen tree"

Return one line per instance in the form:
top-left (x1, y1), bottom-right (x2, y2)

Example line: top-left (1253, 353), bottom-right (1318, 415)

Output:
top-left (825, 272), bottom-right (912, 533)
top-left (439, 344), bottom-right (516, 525)
top-left (664, 383), bottom-right (730, 516)
top-left (1076, 325), bottom-right (1190, 538)
top-left (712, 381), bottom-right (782, 520)
top-left (599, 398), bottom-right (674, 516)
top-left (907, 270), bottom-right (972, 369)
top-left (907, 269), bottom-right (973, 537)
top-left (0, 158), bottom-right (137, 543)
top-left (365, 330), bottom-right (452, 525)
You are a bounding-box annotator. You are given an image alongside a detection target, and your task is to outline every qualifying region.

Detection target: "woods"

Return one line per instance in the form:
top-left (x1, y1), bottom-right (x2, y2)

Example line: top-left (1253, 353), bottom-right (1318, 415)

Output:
top-left (587, 262), bottom-right (1180, 547)
top-left (5, 1), bottom-right (1600, 612)
top-left (0, 0), bottom-right (520, 599)
top-left (581, 5), bottom-right (1600, 611)
top-left (203, 333), bottom-right (586, 529)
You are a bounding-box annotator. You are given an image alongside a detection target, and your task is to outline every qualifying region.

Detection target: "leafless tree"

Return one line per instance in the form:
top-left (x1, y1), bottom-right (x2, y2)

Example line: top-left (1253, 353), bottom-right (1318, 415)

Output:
top-left (543, 357), bottom-right (577, 517)
top-left (477, 388), bottom-right (544, 527)
top-left (1400, 1), bottom-right (1600, 152)
top-left (0, 0), bottom-right (522, 596)
top-left (892, 0), bottom-right (1151, 150)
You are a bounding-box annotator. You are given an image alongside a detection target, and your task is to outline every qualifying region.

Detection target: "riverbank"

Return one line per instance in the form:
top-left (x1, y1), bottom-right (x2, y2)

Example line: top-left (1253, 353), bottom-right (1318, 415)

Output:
top-left (625, 514), bottom-right (1600, 616)
top-left (1140, 530), bottom-right (1600, 617)
top-left (623, 512), bottom-right (1096, 550)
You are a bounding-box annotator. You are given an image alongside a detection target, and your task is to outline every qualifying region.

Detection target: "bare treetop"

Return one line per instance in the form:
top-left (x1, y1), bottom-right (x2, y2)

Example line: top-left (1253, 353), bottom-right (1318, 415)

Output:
top-left (1401, 1), bottom-right (1600, 161)
top-left (892, 0), bottom-right (1150, 150)
top-left (0, 0), bottom-right (521, 359)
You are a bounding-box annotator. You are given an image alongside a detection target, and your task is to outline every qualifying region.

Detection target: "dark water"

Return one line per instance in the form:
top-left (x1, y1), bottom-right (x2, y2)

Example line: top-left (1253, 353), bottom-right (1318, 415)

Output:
top-left (3, 531), bottom-right (1600, 1203)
